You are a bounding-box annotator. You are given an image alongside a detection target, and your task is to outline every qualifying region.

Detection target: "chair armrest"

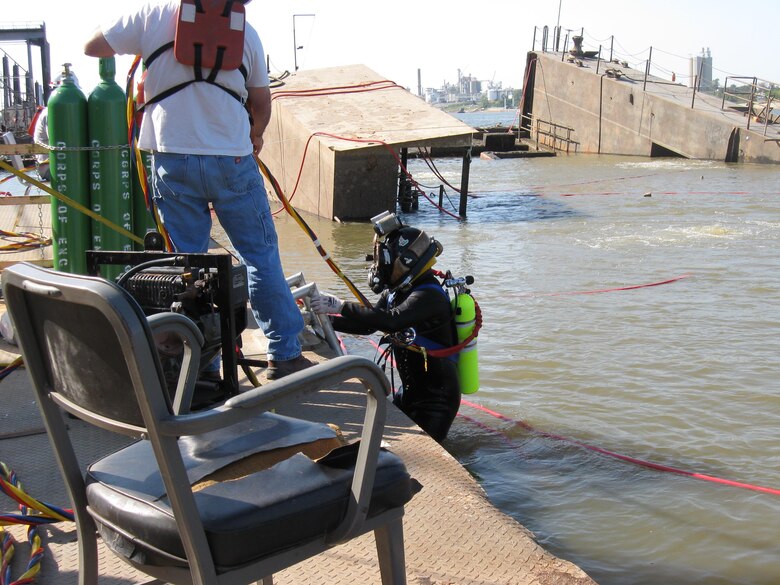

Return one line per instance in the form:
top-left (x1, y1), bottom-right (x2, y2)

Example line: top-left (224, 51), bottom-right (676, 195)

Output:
top-left (147, 312), bottom-right (204, 414)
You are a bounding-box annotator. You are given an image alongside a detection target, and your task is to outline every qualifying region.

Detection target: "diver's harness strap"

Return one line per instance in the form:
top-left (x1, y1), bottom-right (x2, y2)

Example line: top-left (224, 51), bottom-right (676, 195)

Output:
top-left (386, 277), bottom-right (481, 361)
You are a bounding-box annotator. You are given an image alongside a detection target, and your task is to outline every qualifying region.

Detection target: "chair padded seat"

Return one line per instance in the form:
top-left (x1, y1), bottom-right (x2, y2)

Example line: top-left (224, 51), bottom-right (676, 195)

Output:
top-left (86, 412), bottom-right (419, 569)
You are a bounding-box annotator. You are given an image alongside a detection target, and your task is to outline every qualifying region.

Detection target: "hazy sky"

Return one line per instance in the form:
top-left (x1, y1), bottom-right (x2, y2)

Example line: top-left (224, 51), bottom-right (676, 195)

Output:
top-left (3, 0), bottom-right (777, 96)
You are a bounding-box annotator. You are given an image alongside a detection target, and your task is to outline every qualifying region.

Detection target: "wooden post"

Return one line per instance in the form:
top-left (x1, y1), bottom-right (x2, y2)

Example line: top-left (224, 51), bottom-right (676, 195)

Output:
top-left (459, 147), bottom-right (471, 218)
top-left (397, 147), bottom-right (408, 206)
top-left (746, 78), bottom-right (757, 131)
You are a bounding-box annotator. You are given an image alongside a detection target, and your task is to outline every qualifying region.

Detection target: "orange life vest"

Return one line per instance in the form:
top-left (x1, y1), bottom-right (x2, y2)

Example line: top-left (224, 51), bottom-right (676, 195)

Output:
top-left (174, 0), bottom-right (246, 72)
top-left (141, 0), bottom-right (248, 109)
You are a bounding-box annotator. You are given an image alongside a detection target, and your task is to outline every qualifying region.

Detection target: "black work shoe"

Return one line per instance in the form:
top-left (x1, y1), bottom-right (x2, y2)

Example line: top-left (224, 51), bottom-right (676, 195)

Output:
top-left (199, 370), bottom-right (222, 384)
top-left (266, 355), bottom-right (315, 380)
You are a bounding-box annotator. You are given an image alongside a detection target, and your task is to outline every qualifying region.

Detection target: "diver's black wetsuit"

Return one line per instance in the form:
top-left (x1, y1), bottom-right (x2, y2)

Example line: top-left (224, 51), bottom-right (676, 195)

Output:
top-left (330, 272), bottom-right (461, 442)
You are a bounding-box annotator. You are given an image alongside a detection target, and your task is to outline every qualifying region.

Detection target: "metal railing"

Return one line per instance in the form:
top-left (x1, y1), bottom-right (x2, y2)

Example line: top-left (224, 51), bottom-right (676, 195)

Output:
top-left (285, 272), bottom-right (344, 357)
top-left (1, 103), bottom-right (36, 134)
top-left (529, 25), bottom-right (780, 138)
top-left (0, 22), bottom-right (44, 31)
top-left (1, 67), bottom-right (39, 134)
top-left (721, 76), bottom-right (777, 135)
top-left (535, 119), bottom-right (578, 153)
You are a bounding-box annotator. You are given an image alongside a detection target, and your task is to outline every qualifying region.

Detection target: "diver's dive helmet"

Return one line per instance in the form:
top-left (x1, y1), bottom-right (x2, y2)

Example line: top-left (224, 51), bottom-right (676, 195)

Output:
top-left (367, 211), bottom-right (443, 294)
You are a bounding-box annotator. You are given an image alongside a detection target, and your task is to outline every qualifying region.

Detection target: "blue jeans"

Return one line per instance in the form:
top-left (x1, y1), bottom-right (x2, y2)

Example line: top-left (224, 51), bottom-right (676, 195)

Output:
top-left (151, 153), bottom-right (303, 361)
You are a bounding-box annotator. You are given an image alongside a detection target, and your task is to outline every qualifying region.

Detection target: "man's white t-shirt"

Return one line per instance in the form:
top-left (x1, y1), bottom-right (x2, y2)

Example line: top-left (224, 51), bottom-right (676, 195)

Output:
top-left (102, 0), bottom-right (269, 156)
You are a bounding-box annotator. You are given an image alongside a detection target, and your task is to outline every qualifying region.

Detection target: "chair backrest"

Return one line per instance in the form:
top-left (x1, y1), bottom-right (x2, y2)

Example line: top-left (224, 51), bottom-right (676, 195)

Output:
top-left (3, 263), bottom-right (219, 582)
top-left (3, 262), bottom-right (413, 585)
top-left (2, 262), bottom-right (171, 434)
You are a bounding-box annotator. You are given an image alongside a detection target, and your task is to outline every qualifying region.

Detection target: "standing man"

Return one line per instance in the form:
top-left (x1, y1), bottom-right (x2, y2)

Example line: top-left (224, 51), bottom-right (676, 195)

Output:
top-left (85, 0), bottom-right (312, 380)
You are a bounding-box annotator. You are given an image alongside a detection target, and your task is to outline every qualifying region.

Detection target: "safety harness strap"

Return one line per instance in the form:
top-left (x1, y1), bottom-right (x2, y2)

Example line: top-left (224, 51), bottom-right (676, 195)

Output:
top-left (411, 282), bottom-right (450, 299)
top-left (387, 282), bottom-right (449, 307)
top-left (411, 334), bottom-right (457, 363)
top-left (145, 39), bottom-right (249, 81)
top-left (207, 47), bottom-right (225, 82)
top-left (221, 0), bottom-right (235, 17)
top-left (145, 41), bottom-right (174, 69)
top-left (389, 281), bottom-right (480, 359)
top-left (193, 44), bottom-right (203, 80)
top-left (141, 48), bottom-right (248, 110)
top-left (387, 282), bottom-right (460, 361)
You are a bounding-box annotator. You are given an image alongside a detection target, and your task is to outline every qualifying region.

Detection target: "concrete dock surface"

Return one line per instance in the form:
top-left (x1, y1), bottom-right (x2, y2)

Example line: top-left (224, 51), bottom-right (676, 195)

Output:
top-left (0, 316), bottom-right (597, 585)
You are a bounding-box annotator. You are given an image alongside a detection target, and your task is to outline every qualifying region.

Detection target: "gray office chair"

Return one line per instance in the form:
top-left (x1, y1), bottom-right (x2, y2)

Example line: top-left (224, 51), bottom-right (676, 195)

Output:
top-left (2, 263), bottom-right (420, 585)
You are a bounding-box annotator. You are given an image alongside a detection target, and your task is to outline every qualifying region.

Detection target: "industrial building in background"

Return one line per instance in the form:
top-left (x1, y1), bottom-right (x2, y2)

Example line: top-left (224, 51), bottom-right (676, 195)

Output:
top-left (0, 23), bottom-right (51, 135)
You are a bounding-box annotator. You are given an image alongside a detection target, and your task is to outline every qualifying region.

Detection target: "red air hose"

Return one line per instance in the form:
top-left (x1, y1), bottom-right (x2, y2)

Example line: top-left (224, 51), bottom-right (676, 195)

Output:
top-left (526, 273), bottom-right (691, 297)
top-left (460, 399), bottom-right (780, 497)
top-left (362, 336), bottom-right (780, 496)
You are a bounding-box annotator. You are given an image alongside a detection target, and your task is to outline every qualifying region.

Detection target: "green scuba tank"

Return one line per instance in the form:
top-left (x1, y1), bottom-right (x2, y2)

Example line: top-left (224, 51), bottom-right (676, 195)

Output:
top-left (88, 57), bottom-right (133, 280)
top-left (453, 291), bottom-right (479, 394)
top-left (48, 63), bottom-right (90, 274)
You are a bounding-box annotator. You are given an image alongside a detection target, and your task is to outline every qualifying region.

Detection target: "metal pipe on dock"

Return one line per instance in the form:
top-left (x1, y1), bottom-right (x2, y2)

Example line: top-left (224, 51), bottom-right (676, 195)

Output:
top-left (12, 64), bottom-right (21, 105)
top-left (2, 56), bottom-right (9, 108)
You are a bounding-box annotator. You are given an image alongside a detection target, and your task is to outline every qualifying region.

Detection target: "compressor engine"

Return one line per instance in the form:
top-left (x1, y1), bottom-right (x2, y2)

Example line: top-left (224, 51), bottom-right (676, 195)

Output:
top-left (122, 263), bottom-right (247, 377)
top-left (86, 250), bottom-right (249, 399)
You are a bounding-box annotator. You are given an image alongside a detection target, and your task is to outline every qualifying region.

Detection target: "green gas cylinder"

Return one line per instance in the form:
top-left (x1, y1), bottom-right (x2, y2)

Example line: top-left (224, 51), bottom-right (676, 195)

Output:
top-left (47, 63), bottom-right (90, 274)
top-left (88, 57), bottom-right (132, 280)
top-left (452, 291), bottom-right (480, 394)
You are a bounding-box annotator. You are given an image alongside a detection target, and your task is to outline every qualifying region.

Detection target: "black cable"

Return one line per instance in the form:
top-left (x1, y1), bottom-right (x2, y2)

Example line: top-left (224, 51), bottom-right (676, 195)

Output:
top-left (116, 256), bottom-right (184, 287)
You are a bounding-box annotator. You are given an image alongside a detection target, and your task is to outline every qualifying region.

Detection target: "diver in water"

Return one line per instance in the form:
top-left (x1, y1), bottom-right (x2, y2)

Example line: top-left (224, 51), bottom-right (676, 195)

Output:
top-left (311, 212), bottom-right (461, 442)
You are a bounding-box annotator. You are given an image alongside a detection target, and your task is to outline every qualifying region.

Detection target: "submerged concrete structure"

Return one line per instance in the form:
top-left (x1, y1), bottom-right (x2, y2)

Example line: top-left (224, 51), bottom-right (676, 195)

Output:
top-left (262, 65), bottom-right (474, 221)
top-left (520, 50), bottom-right (780, 164)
